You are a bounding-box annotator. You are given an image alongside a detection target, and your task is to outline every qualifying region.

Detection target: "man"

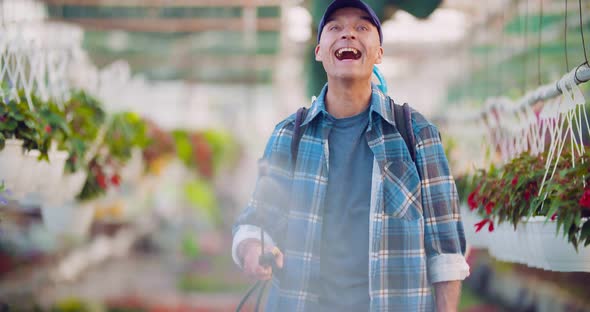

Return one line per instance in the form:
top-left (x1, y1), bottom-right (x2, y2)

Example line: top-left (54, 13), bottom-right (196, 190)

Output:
top-left (232, 0), bottom-right (469, 311)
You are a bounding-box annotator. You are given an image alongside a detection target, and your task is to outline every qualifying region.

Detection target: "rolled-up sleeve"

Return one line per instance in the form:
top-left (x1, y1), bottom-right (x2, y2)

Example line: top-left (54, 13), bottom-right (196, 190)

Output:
top-left (415, 124), bottom-right (470, 283)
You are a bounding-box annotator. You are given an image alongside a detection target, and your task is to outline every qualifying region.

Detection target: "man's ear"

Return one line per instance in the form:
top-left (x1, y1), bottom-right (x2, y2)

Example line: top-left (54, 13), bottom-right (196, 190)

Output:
top-left (315, 45), bottom-right (322, 62)
top-left (375, 46), bottom-right (384, 64)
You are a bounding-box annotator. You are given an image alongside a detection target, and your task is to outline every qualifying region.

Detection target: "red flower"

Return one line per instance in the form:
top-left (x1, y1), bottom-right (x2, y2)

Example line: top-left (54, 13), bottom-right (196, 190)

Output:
top-left (580, 188), bottom-right (590, 210)
top-left (110, 174), bottom-right (121, 187)
top-left (45, 125), bottom-right (52, 133)
top-left (511, 177), bottom-right (518, 186)
top-left (485, 202), bottom-right (494, 215)
top-left (467, 188), bottom-right (479, 211)
top-left (96, 172), bottom-right (107, 189)
top-left (475, 219), bottom-right (494, 232)
top-left (524, 190), bottom-right (531, 202)
top-left (551, 213), bottom-right (558, 221)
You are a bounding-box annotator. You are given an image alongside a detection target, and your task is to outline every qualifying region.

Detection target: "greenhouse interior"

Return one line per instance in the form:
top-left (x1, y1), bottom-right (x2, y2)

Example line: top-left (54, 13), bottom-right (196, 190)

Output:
top-left (0, 0), bottom-right (590, 311)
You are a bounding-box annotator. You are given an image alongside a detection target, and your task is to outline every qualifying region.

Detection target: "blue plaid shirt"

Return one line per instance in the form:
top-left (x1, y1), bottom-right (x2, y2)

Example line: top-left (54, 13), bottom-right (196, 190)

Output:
top-left (233, 84), bottom-right (469, 311)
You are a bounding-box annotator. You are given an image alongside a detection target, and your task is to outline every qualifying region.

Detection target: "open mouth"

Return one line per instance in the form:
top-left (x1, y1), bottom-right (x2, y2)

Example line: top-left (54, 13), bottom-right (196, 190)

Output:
top-left (335, 47), bottom-right (362, 61)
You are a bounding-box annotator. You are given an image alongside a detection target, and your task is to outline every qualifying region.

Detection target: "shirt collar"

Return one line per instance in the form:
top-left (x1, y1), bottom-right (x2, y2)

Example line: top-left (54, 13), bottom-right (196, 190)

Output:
top-left (301, 83), bottom-right (395, 127)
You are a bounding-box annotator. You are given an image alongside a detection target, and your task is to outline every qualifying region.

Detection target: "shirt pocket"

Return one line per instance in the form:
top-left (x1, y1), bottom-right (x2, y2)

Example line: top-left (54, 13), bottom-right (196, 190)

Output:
top-left (381, 160), bottom-right (422, 221)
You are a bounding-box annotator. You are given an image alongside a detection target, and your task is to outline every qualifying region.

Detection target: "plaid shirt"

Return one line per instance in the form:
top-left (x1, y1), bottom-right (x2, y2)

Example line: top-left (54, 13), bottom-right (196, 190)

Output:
top-left (233, 84), bottom-right (469, 311)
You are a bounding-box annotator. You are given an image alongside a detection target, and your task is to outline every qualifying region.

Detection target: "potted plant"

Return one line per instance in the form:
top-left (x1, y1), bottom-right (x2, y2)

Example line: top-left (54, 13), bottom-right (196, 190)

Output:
top-left (57, 91), bottom-right (107, 203)
top-left (463, 147), bottom-right (590, 271)
top-left (0, 92), bottom-right (43, 197)
top-left (31, 96), bottom-right (71, 202)
top-left (77, 111), bottom-right (150, 224)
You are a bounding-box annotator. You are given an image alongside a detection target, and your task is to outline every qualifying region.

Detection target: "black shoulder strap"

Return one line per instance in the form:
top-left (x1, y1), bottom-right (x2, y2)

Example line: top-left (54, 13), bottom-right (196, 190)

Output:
top-left (291, 107), bottom-right (308, 170)
top-left (392, 99), bottom-right (416, 162)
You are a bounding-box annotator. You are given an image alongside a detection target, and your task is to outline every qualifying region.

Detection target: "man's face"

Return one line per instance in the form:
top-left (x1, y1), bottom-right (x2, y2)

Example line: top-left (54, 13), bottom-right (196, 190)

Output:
top-left (315, 7), bottom-right (383, 82)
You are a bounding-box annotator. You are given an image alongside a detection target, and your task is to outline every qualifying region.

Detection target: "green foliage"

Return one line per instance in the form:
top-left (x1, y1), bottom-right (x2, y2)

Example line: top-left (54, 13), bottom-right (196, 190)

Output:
top-left (172, 129), bottom-right (239, 179)
top-left (105, 112), bottom-right (149, 164)
top-left (172, 130), bottom-right (193, 168)
top-left (76, 159), bottom-right (107, 202)
top-left (63, 91), bottom-right (107, 173)
top-left (0, 92), bottom-right (44, 157)
top-left (181, 233), bottom-right (201, 259)
top-left (35, 96), bottom-right (72, 160)
top-left (202, 129), bottom-right (240, 173)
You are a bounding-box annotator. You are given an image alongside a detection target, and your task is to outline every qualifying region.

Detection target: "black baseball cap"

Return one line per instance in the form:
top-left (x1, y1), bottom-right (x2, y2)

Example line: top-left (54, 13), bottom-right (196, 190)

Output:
top-left (317, 0), bottom-right (383, 45)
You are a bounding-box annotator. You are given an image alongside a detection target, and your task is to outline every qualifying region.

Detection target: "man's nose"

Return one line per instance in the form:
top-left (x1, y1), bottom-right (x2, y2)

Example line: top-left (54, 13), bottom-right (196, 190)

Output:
top-left (341, 28), bottom-right (356, 40)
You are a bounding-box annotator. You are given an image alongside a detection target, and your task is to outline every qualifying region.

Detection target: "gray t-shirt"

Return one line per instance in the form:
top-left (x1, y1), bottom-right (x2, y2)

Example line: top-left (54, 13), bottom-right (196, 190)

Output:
top-left (319, 108), bottom-right (373, 311)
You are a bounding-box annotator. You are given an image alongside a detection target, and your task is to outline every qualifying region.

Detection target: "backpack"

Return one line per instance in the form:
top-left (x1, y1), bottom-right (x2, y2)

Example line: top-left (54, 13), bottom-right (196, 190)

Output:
top-left (290, 99), bottom-right (416, 169)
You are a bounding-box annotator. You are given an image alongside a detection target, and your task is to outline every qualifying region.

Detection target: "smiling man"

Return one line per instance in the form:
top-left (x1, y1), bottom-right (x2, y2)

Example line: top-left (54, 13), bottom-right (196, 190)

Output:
top-left (232, 0), bottom-right (469, 311)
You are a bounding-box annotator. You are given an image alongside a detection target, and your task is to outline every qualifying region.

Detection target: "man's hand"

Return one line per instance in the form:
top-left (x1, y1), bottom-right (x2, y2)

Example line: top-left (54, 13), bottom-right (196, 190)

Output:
top-left (238, 238), bottom-right (284, 280)
top-left (434, 280), bottom-right (461, 312)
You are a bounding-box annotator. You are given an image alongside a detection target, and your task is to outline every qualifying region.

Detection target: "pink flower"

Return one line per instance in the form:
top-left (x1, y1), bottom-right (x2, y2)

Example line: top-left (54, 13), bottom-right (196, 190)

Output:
top-left (511, 177), bottom-right (518, 186)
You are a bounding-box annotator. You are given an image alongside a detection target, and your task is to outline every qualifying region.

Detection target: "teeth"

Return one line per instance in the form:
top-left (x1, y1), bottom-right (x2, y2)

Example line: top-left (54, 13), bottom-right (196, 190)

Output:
top-left (336, 47), bottom-right (360, 58)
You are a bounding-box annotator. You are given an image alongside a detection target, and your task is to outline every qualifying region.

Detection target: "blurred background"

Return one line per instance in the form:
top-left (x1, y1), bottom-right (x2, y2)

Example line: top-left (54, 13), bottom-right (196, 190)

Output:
top-left (1, 0), bottom-right (590, 311)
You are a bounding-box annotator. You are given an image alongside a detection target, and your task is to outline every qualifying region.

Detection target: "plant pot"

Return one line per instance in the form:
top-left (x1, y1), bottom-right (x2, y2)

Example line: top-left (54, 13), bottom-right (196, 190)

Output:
top-left (523, 216), bottom-right (549, 269)
top-left (526, 217), bottom-right (590, 272)
top-left (59, 170), bottom-right (88, 203)
top-left (37, 149), bottom-right (69, 202)
top-left (41, 200), bottom-right (96, 240)
top-left (484, 220), bottom-right (534, 265)
top-left (13, 149), bottom-right (41, 201)
top-left (0, 139), bottom-right (24, 191)
top-left (487, 222), bottom-right (510, 262)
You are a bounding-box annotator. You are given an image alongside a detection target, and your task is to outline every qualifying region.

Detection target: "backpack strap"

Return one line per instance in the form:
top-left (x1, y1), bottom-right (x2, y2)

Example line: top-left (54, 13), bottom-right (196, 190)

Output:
top-left (291, 107), bottom-right (308, 170)
top-left (391, 99), bottom-right (416, 162)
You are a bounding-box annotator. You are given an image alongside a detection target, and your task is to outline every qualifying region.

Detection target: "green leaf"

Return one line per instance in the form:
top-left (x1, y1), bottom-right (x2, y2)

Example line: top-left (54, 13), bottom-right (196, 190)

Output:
top-left (582, 220), bottom-right (590, 244)
top-left (546, 200), bottom-right (560, 221)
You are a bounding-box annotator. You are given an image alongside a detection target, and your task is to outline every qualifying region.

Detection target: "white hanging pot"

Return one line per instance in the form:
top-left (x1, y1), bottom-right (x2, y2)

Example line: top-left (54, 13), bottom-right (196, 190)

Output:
top-left (0, 138), bottom-right (24, 192)
top-left (524, 216), bottom-right (550, 270)
top-left (514, 223), bottom-right (530, 265)
top-left (37, 147), bottom-right (69, 202)
top-left (526, 217), bottom-right (590, 272)
top-left (41, 200), bottom-right (96, 240)
top-left (59, 170), bottom-right (88, 203)
top-left (487, 222), bottom-right (509, 262)
top-left (13, 149), bottom-right (41, 201)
